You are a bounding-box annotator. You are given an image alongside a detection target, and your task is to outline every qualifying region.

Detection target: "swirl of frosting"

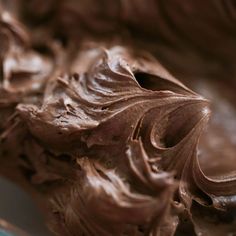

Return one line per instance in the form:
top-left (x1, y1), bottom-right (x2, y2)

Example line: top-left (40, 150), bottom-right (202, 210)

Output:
top-left (49, 151), bottom-right (177, 236)
top-left (0, 7), bottom-right (54, 102)
top-left (10, 45), bottom-right (235, 235)
top-left (0, 2), bottom-right (235, 236)
top-left (17, 46), bottom-right (195, 149)
top-left (0, 7), bottom-right (56, 136)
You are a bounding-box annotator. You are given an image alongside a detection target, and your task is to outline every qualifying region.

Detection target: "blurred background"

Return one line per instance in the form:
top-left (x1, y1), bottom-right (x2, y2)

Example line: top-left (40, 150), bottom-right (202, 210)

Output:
top-left (0, 177), bottom-right (51, 235)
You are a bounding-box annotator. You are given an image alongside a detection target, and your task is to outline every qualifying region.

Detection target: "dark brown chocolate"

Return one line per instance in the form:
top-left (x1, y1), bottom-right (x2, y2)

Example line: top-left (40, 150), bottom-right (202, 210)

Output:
top-left (0, 2), bottom-right (236, 236)
top-left (18, 0), bottom-right (236, 78)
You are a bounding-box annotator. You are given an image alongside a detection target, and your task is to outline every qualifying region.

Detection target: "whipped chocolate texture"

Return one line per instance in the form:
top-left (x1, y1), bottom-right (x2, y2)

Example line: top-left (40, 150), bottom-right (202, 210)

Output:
top-left (0, 1), bottom-right (236, 236)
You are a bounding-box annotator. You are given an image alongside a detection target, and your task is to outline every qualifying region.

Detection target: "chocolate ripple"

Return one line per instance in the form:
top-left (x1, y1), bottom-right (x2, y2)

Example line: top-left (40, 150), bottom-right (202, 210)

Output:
top-left (0, 2), bottom-right (236, 236)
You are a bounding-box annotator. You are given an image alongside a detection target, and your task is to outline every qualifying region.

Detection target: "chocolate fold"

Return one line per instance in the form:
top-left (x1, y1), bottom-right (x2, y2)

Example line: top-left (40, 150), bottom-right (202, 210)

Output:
top-left (0, 2), bottom-right (236, 236)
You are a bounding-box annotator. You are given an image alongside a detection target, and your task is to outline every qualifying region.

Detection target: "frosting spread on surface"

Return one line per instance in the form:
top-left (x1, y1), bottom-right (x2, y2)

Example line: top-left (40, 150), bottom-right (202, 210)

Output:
top-left (18, 0), bottom-right (236, 78)
top-left (0, 2), bottom-right (236, 236)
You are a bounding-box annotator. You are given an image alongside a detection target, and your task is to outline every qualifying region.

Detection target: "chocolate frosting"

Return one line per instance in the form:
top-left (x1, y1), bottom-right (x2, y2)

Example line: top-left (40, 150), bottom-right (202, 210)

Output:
top-left (0, 2), bottom-right (236, 236)
top-left (19, 0), bottom-right (236, 78)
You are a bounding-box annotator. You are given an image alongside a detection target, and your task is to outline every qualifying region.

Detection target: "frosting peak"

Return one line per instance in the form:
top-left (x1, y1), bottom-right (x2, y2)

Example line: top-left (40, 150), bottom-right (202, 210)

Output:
top-left (12, 46), bottom-right (220, 235)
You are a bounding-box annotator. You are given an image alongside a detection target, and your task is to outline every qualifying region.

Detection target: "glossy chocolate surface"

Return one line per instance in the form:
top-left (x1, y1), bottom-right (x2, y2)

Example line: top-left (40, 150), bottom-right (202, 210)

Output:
top-left (0, 1), bottom-right (236, 236)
